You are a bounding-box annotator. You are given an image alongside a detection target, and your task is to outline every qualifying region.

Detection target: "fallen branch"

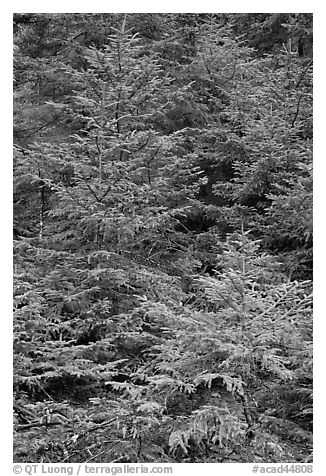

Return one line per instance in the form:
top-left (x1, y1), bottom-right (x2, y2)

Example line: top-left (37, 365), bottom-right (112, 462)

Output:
top-left (16, 421), bottom-right (62, 431)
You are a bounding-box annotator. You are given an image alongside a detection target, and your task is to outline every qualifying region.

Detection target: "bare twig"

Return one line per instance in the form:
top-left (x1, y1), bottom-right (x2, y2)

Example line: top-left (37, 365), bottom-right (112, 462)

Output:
top-left (18, 119), bottom-right (57, 139)
top-left (295, 60), bottom-right (313, 89)
top-left (291, 93), bottom-right (304, 128)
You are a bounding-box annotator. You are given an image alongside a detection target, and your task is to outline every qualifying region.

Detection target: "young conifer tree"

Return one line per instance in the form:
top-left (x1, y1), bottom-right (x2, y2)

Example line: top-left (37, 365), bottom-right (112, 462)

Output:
top-left (44, 19), bottom-right (201, 256)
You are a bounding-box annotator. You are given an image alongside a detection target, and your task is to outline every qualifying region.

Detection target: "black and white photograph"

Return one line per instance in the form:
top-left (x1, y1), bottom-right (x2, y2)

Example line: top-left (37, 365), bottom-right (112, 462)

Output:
top-left (12, 8), bottom-right (314, 468)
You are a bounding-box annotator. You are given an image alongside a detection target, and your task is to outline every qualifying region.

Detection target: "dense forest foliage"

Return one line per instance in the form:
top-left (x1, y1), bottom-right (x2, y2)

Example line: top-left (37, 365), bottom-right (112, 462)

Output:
top-left (13, 13), bottom-right (313, 463)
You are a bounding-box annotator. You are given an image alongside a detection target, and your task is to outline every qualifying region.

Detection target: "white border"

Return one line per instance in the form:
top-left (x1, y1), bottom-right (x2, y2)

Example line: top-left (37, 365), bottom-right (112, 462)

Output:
top-left (4, 2), bottom-right (318, 13)
top-left (3, 3), bottom-right (325, 475)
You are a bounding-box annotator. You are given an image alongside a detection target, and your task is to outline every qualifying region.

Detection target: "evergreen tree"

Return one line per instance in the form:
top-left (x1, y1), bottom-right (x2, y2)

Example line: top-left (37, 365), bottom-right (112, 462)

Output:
top-left (13, 13), bottom-right (313, 464)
